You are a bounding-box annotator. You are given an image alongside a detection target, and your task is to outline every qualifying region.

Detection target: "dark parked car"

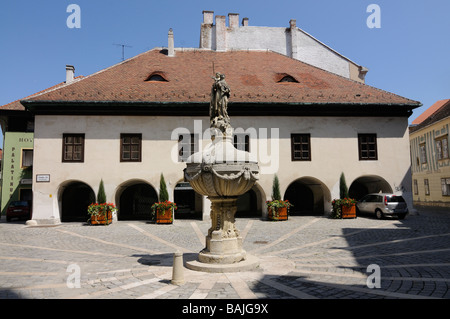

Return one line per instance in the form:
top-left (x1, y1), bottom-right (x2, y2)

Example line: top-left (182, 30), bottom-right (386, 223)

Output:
top-left (6, 201), bottom-right (32, 222)
top-left (356, 193), bottom-right (408, 219)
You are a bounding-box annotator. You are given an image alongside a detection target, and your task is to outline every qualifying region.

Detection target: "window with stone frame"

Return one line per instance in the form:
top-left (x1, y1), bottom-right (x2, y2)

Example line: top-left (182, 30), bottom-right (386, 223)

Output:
top-left (441, 178), bottom-right (450, 196)
top-left (424, 179), bottom-right (430, 195)
top-left (435, 136), bottom-right (449, 160)
top-left (62, 134), bottom-right (85, 162)
top-left (419, 143), bottom-right (427, 164)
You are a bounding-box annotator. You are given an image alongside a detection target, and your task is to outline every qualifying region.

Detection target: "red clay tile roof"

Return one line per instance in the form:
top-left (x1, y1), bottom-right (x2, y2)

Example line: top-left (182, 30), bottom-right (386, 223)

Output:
top-left (411, 99), bottom-right (450, 125)
top-left (0, 76), bottom-right (84, 111)
top-left (24, 49), bottom-right (419, 107)
top-left (410, 100), bottom-right (450, 133)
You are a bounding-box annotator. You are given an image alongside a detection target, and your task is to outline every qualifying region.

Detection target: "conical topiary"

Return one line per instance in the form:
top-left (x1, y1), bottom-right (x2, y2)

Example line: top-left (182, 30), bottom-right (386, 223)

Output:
top-left (271, 174), bottom-right (281, 201)
top-left (159, 173), bottom-right (169, 202)
top-left (339, 172), bottom-right (349, 199)
top-left (97, 179), bottom-right (107, 204)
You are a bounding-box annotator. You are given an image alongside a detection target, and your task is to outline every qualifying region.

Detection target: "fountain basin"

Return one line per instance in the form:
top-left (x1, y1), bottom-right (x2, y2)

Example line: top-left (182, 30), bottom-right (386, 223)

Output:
top-left (183, 136), bottom-right (260, 271)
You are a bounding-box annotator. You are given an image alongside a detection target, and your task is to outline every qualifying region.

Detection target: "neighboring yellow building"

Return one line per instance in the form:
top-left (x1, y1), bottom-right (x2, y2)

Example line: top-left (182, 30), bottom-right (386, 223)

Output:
top-left (410, 99), bottom-right (450, 209)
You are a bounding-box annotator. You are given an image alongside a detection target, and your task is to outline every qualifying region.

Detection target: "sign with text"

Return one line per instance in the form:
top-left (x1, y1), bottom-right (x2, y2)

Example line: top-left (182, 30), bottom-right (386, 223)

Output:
top-left (36, 174), bottom-right (50, 183)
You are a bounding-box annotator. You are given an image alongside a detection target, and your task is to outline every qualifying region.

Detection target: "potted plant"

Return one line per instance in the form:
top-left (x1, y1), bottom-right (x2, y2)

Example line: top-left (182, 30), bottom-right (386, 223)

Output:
top-left (88, 202), bottom-right (116, 225)
top-left (331, 197), bottom-right (357, 219)
top-left (266, 175), bottom-right (293, 221)
top-left (88, 179), bottom-right (116, 225)
top-left (331, 173), bottom-right (356, 219)
top-left (152, 174), bottom-right (177, 224)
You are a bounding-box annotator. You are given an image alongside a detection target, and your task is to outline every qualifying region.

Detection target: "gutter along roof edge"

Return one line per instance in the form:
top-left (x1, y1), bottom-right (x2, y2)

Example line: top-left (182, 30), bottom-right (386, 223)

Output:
top-left (21, 100), bottom-right (418, 117)
top-left (21, 99), bottom-right (422, 107)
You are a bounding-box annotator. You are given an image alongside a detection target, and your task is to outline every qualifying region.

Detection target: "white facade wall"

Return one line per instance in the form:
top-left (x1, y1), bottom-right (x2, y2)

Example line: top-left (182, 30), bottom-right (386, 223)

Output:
top-left (31, 115), bottom-right (412, 224)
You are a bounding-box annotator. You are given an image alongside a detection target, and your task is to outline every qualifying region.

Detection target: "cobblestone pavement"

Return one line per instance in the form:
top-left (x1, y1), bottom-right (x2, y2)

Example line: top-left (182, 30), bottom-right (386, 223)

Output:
top-left (0, 209), bottom-right (449, 301)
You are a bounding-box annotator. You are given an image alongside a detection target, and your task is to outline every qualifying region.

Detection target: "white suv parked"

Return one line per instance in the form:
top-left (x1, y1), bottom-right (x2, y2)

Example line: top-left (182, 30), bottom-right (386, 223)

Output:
top-left (356, 193), bottom-right (408, 219)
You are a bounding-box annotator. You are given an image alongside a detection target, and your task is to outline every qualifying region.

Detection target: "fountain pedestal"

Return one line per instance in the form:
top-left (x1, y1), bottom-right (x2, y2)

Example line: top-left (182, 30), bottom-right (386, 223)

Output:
top-left (199, 197), bottom-right (245, 264)
top-left (184, 134), bottom-right (260, 272)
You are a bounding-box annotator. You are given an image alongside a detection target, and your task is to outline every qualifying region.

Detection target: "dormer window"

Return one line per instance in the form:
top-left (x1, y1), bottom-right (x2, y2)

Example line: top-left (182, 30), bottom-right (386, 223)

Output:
top-left (278, 75), bottom-right (298, 83)
top-left (145, 72), bottom-right (168, 82)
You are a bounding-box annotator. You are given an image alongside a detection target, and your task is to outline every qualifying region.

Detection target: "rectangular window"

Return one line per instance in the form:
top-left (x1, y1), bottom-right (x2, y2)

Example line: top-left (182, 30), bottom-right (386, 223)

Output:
top-left (120, 134), bottom-right (142, 162)
top-left (442, 178), bottom-right (450, 196)
top-left (62, 134), bottom-right (85, 162)
top-left (413, 179), bottom-right (418, 195)
top-left (233, 134), bottom-right (250, 152)
top-left (21, 149), bottom-right (33, 168)
top-left (358, 134), bottom-right (377, 160)
top-left (419, 143), bottom-right (427, 164)
top-left (424, 179), bottom-right (430, 195)
top-left (436, 136), bottom-right (449, 160)
top-left (178, 133), bottom-right (199, 162)
top-left (444, 137), bottom-right (449, 159)
top-left (291, 134), bottom-right (311, 161)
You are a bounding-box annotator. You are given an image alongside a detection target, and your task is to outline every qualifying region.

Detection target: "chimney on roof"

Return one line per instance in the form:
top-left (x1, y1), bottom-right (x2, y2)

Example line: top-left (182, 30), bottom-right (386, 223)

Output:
top-left (228, 13), bottom-right (239, 30)
top-left (66, 65), bottom-right (75, 84)
top-left (289, 19), bottom-right (298, 60)
top-left (242, 17), bottom-right (249, 26)
top-left (203, 10), bottom-right (214, 24)
top-left (168, 28), bottom-right (175, 57)
top-left (200, 11), bottom-right (214, 49)
top-left (215, 15), bottom-right (226, 51)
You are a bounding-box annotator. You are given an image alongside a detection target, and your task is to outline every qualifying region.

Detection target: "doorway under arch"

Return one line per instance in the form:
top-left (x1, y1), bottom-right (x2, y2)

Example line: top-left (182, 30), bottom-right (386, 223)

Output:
top-left (117, 181), bottom-right (158, 220)
top-left (174, 182), bottom-right (203, 220)
top-left (284, 177), bottom-right (331, 216)
top-left (236, 184), bottom-right (264, 218)
top-left (349, 175), bottom-right (393, 200)
top-left (60, 181), bottom-right (95, 222)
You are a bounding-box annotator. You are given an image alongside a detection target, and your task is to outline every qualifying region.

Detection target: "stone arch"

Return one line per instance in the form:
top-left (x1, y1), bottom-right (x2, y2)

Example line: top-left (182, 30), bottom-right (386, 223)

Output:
top-left (349, 175), bottom-right (393, 200)
top-left (58, 180), bottom-right (95, 222)
top-left (283, 177), bottom-right (331, 215)
top-left (115, 179), bottom-right (158, 221)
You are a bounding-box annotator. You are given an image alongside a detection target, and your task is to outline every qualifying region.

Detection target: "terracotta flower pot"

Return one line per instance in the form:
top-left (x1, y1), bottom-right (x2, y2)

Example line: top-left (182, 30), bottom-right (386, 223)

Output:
top-left (268, 206), bottom-right (288, 221)
top-left (341, 204), bottom-right (356, 219)
top-left (90, 211), bottom-right (112, 225)
top-left (156, 209), bottom-right (173, 224)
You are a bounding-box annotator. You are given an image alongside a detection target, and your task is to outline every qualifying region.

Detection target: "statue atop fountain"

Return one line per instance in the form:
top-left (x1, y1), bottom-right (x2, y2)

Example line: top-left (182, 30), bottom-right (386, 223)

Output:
top-left (184, 73), bottom-right (260, 272)
top-left (210, 73), bottom-right (231, 134)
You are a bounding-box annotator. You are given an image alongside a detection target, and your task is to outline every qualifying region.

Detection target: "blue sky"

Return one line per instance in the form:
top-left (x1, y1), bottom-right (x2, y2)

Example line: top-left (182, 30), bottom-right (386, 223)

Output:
top-left (0, 0), bottom-right (449, 146)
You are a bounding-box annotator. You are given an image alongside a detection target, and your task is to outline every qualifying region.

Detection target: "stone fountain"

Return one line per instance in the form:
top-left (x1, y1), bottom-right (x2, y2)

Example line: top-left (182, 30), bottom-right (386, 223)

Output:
top-left (184, 73), bottom-right (260, 272)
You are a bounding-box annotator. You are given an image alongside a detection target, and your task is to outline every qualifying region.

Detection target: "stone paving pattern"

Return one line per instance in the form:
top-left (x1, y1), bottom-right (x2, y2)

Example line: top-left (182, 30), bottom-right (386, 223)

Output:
top-left (0, 209), bottom-right (449, 299)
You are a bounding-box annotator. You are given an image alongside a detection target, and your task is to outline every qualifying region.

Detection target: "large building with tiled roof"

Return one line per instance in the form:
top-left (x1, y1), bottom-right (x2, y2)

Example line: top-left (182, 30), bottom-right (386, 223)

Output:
top-left (409, 99), bottom-right (450, 209)
top-left (0, 12), bottom-right (421, 224)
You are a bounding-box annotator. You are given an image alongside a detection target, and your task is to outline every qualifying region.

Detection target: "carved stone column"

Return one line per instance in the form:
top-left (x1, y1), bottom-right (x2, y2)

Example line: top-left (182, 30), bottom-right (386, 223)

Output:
top-left (199, 196), bottom-right (245, 264)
